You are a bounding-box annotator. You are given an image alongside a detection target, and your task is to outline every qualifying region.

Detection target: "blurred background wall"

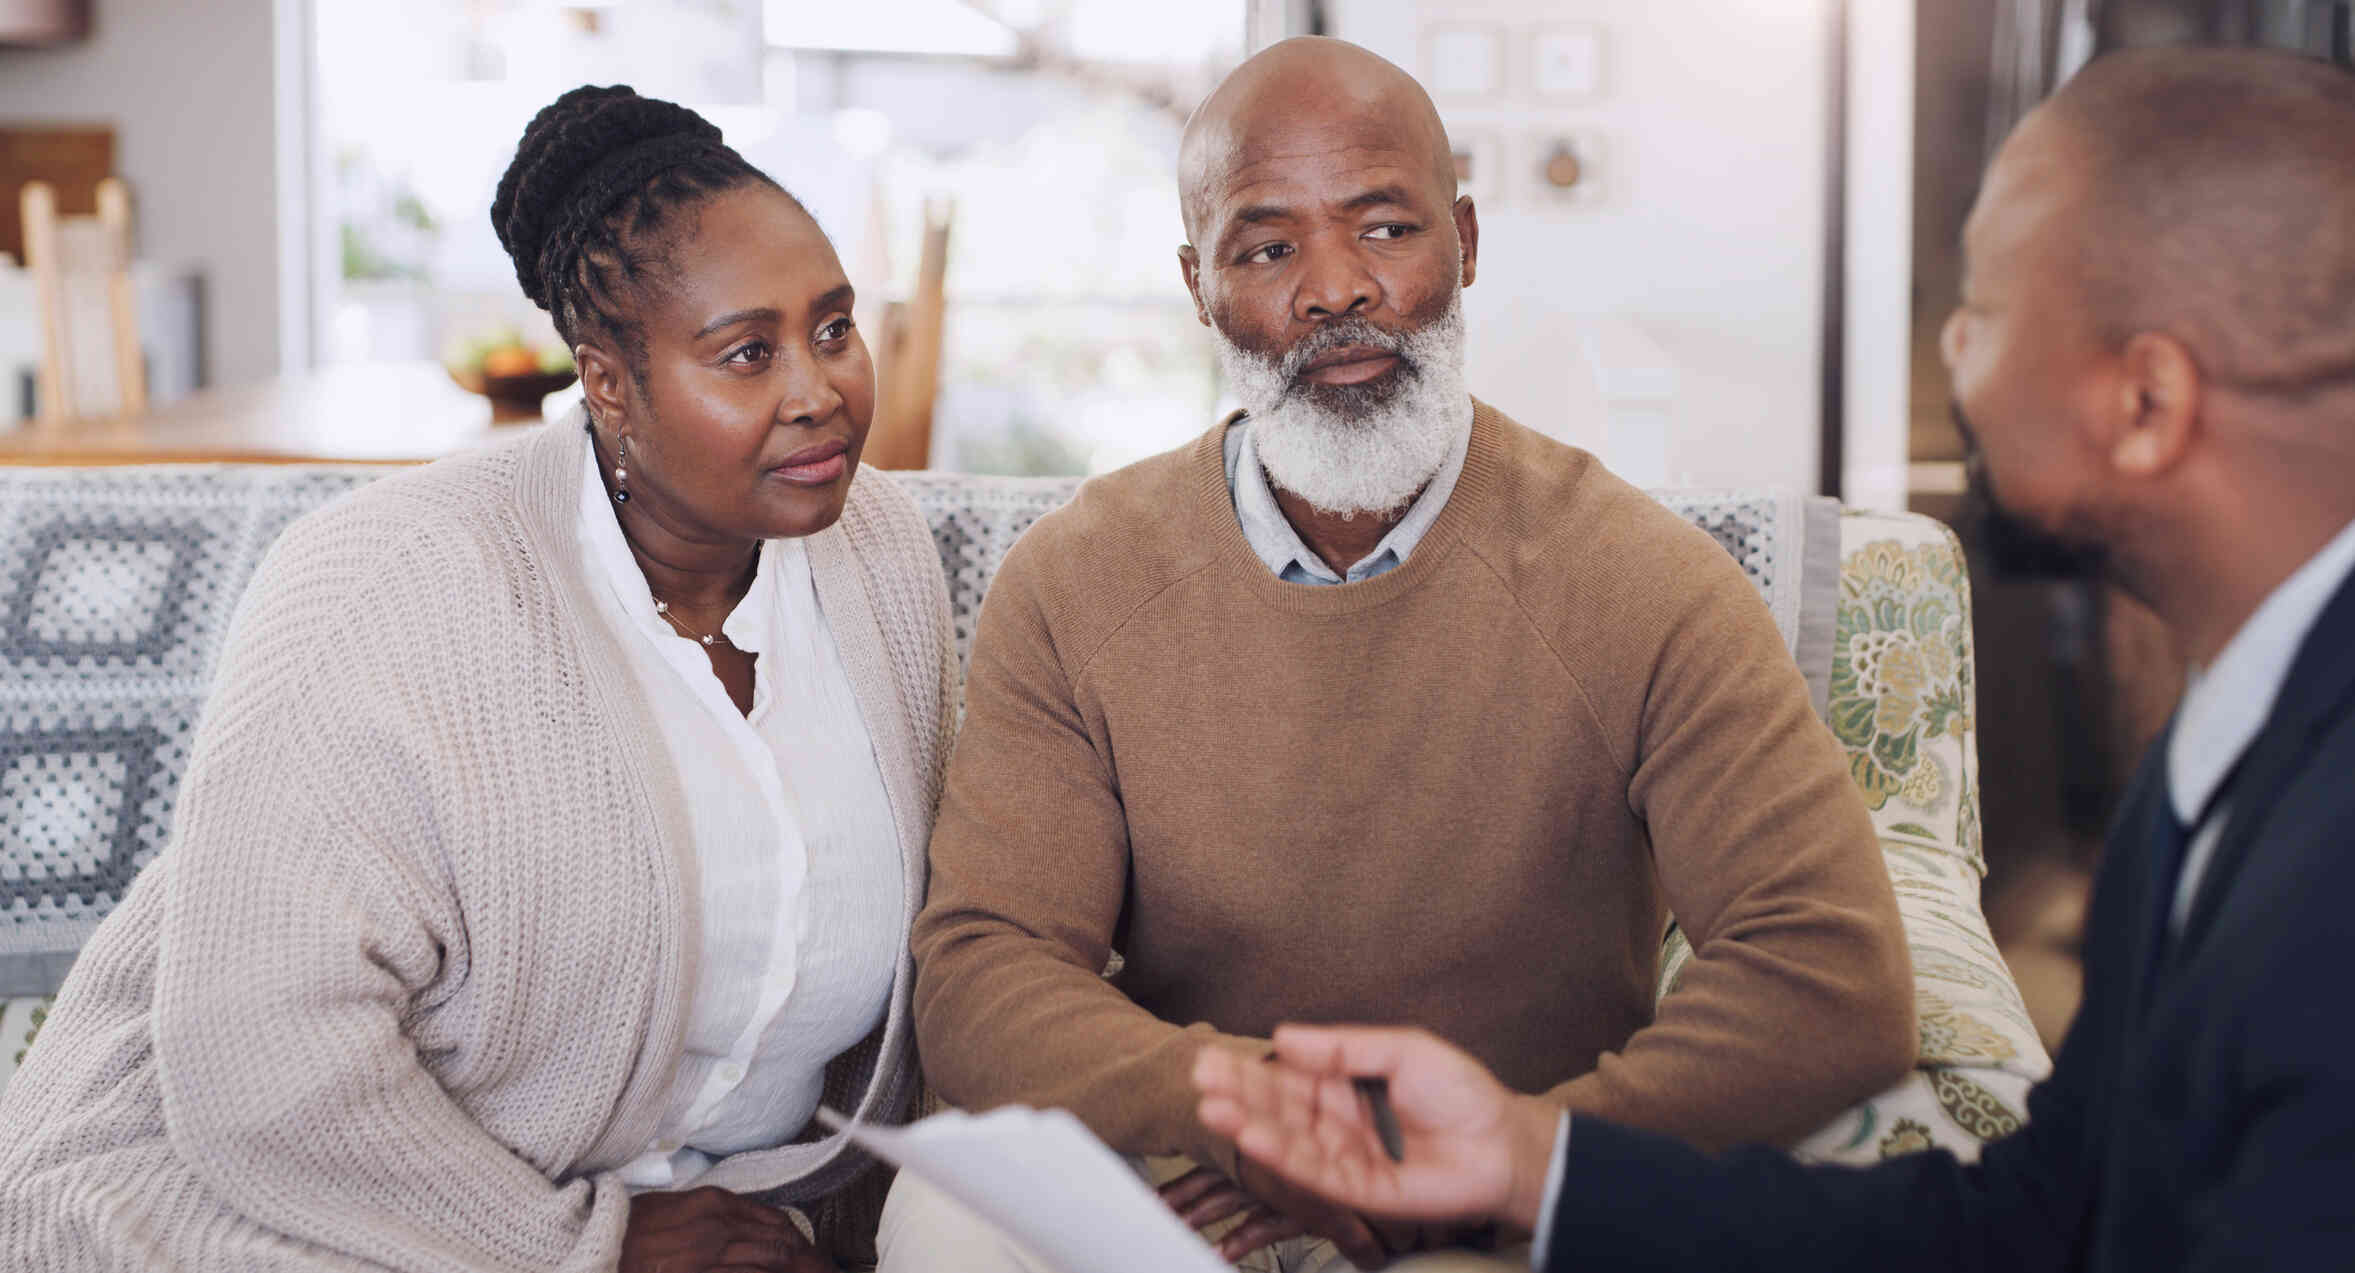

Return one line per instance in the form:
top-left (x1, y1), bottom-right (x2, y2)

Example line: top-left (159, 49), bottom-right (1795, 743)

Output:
top-left (1327, 0), bottom-right (1844, 496)
top-left (0, 0), bottom-right (283, 388)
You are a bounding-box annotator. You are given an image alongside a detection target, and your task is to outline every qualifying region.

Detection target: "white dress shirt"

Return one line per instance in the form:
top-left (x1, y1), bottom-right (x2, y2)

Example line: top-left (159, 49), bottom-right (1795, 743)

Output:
top-left (577, 446), bottom-right (905, 1189)
top-left (2167, 514), bottom-right (2355, 930)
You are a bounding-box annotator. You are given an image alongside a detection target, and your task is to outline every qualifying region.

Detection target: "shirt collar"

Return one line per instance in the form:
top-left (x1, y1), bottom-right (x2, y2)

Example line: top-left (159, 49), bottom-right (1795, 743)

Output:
top-left (577, 435), bottom-right (785, 656)
top-left (1222, 410), bottom-right (1472, 584)
top-left (2168, 515), bottom-right (2355, 822)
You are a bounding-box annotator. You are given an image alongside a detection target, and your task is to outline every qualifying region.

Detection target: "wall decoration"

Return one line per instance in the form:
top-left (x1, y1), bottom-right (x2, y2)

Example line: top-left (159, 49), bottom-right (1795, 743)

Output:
top-left (1445, 128), bottom-right (1502, 207)
top-left (1423, 24), bottom-right (1503, 100)
top-left (1529, 24), bottom-right (1607, 101)
top-left (1522, 130), bottom-right (1609, 208)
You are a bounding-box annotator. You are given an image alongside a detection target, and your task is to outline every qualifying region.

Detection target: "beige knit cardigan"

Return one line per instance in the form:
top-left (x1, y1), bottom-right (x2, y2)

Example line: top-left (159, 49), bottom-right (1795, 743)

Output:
top-left (0, 417), bottom-right (958, 1272)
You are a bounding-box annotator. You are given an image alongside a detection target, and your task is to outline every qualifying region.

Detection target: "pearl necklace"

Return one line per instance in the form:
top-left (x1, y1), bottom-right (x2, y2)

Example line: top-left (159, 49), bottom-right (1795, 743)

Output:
top-left (652, 599), bottom-right (731, 648)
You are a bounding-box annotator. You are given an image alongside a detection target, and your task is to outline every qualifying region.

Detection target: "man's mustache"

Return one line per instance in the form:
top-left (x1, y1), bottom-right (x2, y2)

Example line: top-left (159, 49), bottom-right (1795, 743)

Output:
top-left (1265, 317), bottom-right (1413, 405)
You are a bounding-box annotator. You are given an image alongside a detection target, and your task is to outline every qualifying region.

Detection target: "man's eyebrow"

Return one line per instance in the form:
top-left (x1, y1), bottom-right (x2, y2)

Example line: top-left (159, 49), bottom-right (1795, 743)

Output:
top-left (1226, 185), bottom-right (1418, 231)
top-left (1228, 204), bottom-right (1295, 228)
top-left (694, 306), bottom-right (780, 340)
top-left (1338, 185), bottom-right (1416, 213)
top-left (811, 283), bottom-right (856, 314)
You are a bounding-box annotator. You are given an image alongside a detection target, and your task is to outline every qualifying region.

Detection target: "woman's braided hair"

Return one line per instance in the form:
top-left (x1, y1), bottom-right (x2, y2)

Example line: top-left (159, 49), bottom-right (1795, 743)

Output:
top-left (491, 84), bottom-right (786, 375)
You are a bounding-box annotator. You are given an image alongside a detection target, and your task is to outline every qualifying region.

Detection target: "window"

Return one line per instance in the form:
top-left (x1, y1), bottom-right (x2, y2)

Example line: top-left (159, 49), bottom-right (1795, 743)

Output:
top-left (311, 0), bottom-right (1248, 474)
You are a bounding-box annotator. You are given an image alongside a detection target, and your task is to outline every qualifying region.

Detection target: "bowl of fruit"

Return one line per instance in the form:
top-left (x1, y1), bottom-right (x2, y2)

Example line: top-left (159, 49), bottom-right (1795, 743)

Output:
top-left (447, 331), bottom-right (578, 424)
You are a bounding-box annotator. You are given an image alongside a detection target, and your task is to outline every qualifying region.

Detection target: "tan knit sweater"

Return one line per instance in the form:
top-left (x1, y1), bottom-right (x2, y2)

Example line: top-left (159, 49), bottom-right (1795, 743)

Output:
top-left (0, 420), bottom-right (958, 1271)
top-left (913, 402), bottom-right (1915, 1175)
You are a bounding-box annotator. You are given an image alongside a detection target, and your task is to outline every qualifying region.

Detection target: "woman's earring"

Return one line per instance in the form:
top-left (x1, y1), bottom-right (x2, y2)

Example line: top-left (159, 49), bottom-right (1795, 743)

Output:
top-left (613, 435), bottom-right (630, 504)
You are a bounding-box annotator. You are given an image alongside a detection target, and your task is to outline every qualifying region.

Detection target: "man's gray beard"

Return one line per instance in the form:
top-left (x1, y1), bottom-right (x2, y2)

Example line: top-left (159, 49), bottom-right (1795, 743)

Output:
top-left (1215, 293), bottom-right (1472, 518)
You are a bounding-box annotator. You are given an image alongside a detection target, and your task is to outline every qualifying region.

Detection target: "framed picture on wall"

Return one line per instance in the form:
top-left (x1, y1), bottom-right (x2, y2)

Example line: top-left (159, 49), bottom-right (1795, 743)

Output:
top-left (1526, 24), bottom-right (1607, 102)
top-left (1423, 23), bottom-right (1504, 102)
top-left (1445, 128), bottom-right (1501, 208)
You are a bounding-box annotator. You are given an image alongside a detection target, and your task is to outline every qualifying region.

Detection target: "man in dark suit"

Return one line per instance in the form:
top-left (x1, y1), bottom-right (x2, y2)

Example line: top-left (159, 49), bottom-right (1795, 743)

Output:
top-left (1192, 46), bottom-right (2355, 1272)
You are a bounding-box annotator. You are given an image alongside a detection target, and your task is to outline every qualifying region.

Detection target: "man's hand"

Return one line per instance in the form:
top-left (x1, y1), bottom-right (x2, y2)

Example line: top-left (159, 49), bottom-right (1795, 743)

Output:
top-left (620, 1186), bottom-right (837, 1273)
top-left (1192, 1025), bottom-right (1561, 1234)
top-left (1159, 1158), bottom-right (1391, 1268)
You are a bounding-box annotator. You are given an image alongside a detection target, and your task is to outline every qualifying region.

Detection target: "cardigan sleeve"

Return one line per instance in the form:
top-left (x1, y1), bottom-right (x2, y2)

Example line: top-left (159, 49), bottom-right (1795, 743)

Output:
top-left (841, 467), bottom-right (963, 819)
top-left (147, 518), bottom-right (634, 1273)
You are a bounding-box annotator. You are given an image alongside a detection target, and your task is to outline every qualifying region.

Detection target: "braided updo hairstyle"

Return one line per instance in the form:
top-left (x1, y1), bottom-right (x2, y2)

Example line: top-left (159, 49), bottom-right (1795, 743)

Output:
top-left (491, 85), bottom-right (790, 377)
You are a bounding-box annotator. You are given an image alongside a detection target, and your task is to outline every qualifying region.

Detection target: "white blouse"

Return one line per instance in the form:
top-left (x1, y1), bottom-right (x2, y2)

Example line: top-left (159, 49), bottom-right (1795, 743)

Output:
top-left (576, 444), bottom-right (905, 1190)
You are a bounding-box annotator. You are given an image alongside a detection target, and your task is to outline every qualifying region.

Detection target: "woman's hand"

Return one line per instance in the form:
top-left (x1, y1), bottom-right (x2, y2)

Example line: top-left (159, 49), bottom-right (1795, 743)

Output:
top-left (1192, 1025), bottom-right (1562, 1234)
top-left (620, 1186), bottom-right (837, 1273)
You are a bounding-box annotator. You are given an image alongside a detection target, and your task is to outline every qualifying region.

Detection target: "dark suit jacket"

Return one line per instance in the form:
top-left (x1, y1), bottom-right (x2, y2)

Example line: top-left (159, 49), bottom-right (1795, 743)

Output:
top-left (1545, 564), bottom-right (2355, 1272)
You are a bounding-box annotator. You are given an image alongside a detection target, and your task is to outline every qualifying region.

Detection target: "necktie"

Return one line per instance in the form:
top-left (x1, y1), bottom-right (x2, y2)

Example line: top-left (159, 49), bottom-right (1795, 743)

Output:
top-left (2143, 750), bottom-right (2248, 992)
top-left (2143, 774), bottom-right (2192, 979)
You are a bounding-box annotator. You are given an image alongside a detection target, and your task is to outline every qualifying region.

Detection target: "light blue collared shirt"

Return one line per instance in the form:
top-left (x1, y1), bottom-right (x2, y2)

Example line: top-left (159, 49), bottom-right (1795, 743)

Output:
top-left (1223, 415), bottom-right (1471, 584)
top-left (2166, 513), bottom-right (2355, 929)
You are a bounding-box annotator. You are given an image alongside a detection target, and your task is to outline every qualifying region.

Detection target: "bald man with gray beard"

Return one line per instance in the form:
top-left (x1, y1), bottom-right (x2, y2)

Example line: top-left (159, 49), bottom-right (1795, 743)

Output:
top-left (881, 37), bottom-right (1913, 1273)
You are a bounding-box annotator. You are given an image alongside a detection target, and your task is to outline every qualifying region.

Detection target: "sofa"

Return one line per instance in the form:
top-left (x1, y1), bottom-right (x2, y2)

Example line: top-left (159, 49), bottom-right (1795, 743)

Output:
top-left (0, 460), bottom-right (2046, 1170)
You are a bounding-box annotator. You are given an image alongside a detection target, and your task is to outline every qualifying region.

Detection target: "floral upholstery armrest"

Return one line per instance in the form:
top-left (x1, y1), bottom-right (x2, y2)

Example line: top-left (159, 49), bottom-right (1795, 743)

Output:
top-left (0, 997), bottom-right (49, 1088)
top-left (1801, 511), bottom-right (2048, 1163)
top-left (1656, 508), bottom-right (2049, 1164)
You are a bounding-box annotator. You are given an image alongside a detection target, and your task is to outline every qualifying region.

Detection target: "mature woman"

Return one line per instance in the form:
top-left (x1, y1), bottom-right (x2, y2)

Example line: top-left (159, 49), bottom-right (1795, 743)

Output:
top-left (0, 87), bottom-right (955, 1272)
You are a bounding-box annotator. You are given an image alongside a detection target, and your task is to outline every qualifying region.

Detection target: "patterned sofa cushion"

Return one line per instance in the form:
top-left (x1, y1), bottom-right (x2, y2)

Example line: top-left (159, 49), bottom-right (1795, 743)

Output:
top-left (1792, 511), bottom-right (2046, 1164)
top-left (0, 465), bottom-right (383, 996)
top-left (892, 473), bottom-right (1083, 678)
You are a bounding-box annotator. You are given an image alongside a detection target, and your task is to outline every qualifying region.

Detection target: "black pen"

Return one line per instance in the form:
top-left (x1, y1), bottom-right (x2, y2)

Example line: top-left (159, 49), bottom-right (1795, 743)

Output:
top-left (1352, 1076), bottom-right (1407, 1163)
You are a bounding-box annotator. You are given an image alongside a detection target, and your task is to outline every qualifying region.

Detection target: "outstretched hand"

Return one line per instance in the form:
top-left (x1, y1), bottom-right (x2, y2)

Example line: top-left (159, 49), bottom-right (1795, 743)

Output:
top-left (1191, 1025), bottom-right (1561, 1234)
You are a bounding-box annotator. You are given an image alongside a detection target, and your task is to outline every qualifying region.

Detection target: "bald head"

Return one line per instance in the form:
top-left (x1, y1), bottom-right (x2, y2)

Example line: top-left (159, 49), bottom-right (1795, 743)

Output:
top-left (2015, 48), bottom-right (2355, 396)
top-left (1179, 37), bottom-right (1456, 245)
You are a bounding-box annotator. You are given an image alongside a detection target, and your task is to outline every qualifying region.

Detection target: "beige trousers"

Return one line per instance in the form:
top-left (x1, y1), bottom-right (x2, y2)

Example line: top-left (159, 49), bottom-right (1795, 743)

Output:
top-left (874, 1163), bottom-right (1528, 1273)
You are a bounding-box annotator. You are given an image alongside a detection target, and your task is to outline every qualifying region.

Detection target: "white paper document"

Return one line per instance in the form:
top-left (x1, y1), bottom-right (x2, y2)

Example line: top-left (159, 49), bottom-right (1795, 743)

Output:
top-left (818, 1105), bottom-right (1231, 1273)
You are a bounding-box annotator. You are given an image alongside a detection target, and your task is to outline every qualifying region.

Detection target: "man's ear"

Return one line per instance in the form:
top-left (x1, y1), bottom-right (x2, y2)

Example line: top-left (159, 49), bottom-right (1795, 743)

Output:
top-left (1453, 195), bottom-right (1480, 289)
top-left (1177, 244), bottom-right (1211, 327)
top-left (2112, 331), bottom-right (2201, 478)
top-left (577, 342), bottom-right (632, 435)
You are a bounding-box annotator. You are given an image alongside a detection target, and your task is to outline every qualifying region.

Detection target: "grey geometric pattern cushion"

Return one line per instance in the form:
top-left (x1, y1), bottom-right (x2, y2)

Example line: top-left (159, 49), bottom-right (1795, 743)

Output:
top-left (1652, 490), bottom-right (1844, 720)
top-left (0, 466), bottom-right (386, 994)
top-left (892, 473), bottom-right (1085, 676)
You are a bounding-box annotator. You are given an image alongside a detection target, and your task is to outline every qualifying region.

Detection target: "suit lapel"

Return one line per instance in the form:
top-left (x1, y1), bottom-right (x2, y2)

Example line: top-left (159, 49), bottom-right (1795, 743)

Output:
top-left (2168, 564), bottom-right (2355, 965)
